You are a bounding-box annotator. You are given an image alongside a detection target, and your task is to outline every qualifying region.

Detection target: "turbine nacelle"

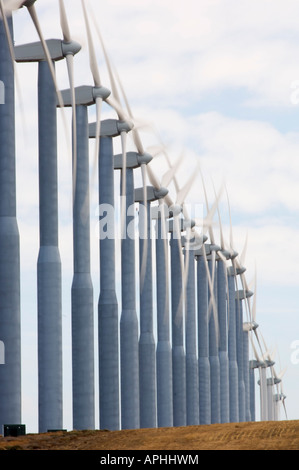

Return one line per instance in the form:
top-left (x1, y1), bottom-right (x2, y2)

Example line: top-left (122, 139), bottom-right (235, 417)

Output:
top-left (181, 232), bottom-right (208, 251)
top-left (168, 204), bottom-right (182, 218)
top-left (235, 289), bottom-right (254, 301)
top-left (151, 203), bottom-right (181, 220)
top-left (266, 377), bottom-right (282, 386)
top-left (243, 321), bottom-right (259, 332)
top-left (194, 243), bottom-right (221, 257)
top-left (21, 0), bottom-right (36, 7)
top-left (89, 119), bottom-right (133, 139)
top-left (58, 85), bottom-right (111, 108)
top-left (250, 359), bottom-right (265, 369)
top-left (134, 186), bottom-right (168, 203)
top-left (181, 233), bottom-right (208, 247)
top-left (168, 217), bottom-right (196, 233)
top-left (219, 249), bottom-right (232, 260)
top-left (227, 265), bottom-right (246, 276)
top-left (114, 151), bottom-right (152, 170)
top-left (14, 39), bottom-right (81, 63)
top-left (263, 358), bottom-right (275, 368)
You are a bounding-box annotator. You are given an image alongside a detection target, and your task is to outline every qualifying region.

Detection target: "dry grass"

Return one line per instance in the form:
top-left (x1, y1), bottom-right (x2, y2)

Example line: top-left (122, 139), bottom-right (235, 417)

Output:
top-left (0, 420), bottom-right (298, 451)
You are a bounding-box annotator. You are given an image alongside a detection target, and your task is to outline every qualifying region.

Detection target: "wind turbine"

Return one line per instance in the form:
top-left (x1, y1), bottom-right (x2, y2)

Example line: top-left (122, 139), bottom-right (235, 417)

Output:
top-left (91, 121), bottom-right (130, 432)
top-left (260, 339), bottom-right (281, 422)
top-left (167, 168), bottom-right (204, 428)
top-left (135, 184), bottom-right (168, 429)
top-left (198, 178), bottom-right (228, 424)
top-left (195, 242), bottom-right (217, 425)
top-left (58, 1), bottom-right (122, 431)
top-left (222, 189), bottom-right (254, 424)
top-left (149, 160), bottom-right (185, 429)
top-left (182, 229), bottom-right (202, 426)
top-left (0, 3), bottom-right (22, 431)
top-left (155, 202), bottom-right (173, 428)
top-left (178, 179), bottom-right (222, 426)
top-left (72, 5), bottom-right (135, 431)
top-left (182, 186), bottom-right (222, 427)
top-left (104, 47), bottom-right (171, 430)
top-left (273, 374), bottom-right (287, 421)
top-left (208, 248), bottom-right (221, 424)
top-left (235, 288), bottom-right (253, 422)
top-left (113, 149), bottom-right (152, 430)
top-left (14, 0), bottom-right (85, 432)
top-left (243, 318), bottom-right (258, 422)
top-left (215, 231), bottom-right (231, 424)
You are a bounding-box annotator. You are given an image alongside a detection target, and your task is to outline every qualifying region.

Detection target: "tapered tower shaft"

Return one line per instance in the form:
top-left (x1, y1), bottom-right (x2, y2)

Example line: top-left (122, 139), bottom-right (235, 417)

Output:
top-left (227, 273), bottom-right (239, 422)
top-left (120, 168), bottom-right (140, 429)
top-left (185, 247), bottom-right (199, 425)
top-left (156, 215), bottom-right (173, 428)
top-left (243, 328), bottom-right (251, 422)
top-left (217, 258), bottom-right (230, 423)
top-left (71, 104), bottom-right (95, 430)
top-left (197, 253), bottom-right (211, 425)
top-left (209, 257), bottom-right (221, 424)
top-left (249, 360), bottom-right (257, 421)
top-left (236, 296), bottom-right (245, 422)
top-left (170, 218), bottom-right (186, 427)
top-left (98, 136), bottom-right (119, 430)
top-left (37, 60), bottom-right (62, 433)
top-left (138, 200), bottom-right (157, 429)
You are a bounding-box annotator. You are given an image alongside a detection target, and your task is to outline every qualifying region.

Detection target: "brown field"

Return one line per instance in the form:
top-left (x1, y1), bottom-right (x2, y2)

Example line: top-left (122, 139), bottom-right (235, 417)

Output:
top-left (0, 420), bottom-right (298, 451)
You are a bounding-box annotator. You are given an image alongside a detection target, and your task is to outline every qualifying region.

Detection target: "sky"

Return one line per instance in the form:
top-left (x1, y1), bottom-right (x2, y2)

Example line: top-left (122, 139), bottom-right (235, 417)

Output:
top-left (6, 0), bottom-right (299, 432)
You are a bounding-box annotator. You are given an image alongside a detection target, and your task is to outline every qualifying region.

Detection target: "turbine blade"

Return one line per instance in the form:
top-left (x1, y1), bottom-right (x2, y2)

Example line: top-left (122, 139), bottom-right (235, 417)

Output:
top-left (199, 167), bottom-right (216, 244)
top-left (202, 245), bottom-right (218, 334)
top-left (164, 148), bottom-right (180, 194)
top-left (25, 2), bottom-right (72, 167)
top-left (240, 231), bottom-right (248, 267)
top-left (0, 1), bottom-right (15, 64)
top-left (81, 0), bottom-right (101, 87)
top-left (82, 96), bottom-right (103, 223)
top-left (212, 179), bottom-right (226, 251)
top-left (0, 0), bottom-right (26, 133)
top-left (146, 164), bottom-right (160, 190)
top-left (225, 185), bottom-right (234, 251)
top-left (88, 7), bottom-right (121, 106)
top-left (132, 128), bottom-right (145, 156)
top-left (277, 366), bottom-right (287, 380)
top-left (252, 264), bottom-right (257, 322)
top-left (161, 153), bottom-right (183, 189)
top-left (176, 163), bottom-right (199, 206)
top-left (249, 330), bottom-right (260, 362)
top-left (208, 250), bottom-right (219, 345)
top-left (93, 96), bottom-right (103, 180)
top-left (105, 95), bottom-right (128, 122)
top-left (203, 184), bottom-right (225, 238)
top-left (114, 65), bottom-right (134, 119)
top-left (59, 0), bottom-right (71, 43)
top-left (113, 66), bottom-right (146, 155)
top-left (65, 53), bottom-right (77, 203)
top-left (26, 4), bottom-right (65, 111)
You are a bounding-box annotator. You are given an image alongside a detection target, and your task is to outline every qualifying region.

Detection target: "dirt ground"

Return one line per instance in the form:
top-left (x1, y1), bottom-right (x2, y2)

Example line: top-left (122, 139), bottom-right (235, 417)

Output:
top-left (0, 420), bottom-right (298, 451)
